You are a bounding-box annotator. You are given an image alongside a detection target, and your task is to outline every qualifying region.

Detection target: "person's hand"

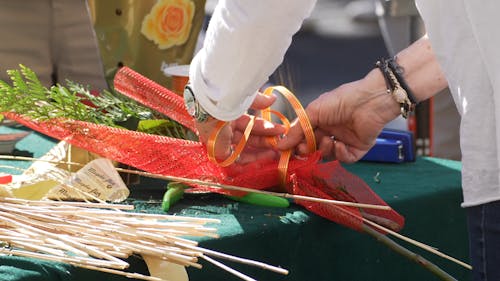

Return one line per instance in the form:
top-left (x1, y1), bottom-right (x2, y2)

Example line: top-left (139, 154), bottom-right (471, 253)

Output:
top-left (196, 92), bottom-right (286, 165)
top-left (277, 70), bottom-right (401, 163)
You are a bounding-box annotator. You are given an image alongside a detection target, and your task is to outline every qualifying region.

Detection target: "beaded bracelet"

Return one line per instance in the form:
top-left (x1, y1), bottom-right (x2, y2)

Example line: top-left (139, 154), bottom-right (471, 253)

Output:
top-left (375, 58), bottom-right (416, 119)
top-left (386, 57), bottom-right (418, 105)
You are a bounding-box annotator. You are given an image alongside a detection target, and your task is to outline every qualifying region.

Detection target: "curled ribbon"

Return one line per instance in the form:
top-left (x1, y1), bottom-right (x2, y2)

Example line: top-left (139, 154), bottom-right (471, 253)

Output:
top-left (206, 86), bottom-right (317, 186)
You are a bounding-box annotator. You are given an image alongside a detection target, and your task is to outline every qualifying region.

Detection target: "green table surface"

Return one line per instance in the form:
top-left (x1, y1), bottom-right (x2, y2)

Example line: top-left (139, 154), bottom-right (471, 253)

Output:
top-left (0, 127), bottom-right (471, 281)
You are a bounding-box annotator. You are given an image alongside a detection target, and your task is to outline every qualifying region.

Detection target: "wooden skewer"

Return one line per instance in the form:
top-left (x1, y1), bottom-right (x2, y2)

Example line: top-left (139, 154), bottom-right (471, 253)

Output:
top-left (0, 154), bottom-right (391, 210)
top-left (45, 237), bottom-right (90, 257)
top-left (0, 164), bottom-right (25, 172)
top-left (363, 218), bottom-right (472, 270)
top-left (0, 197), bottom-right (134, 210)
top-left (161, 233), bottom-right (200, 246)
top-left (201, 255), bottom-right (257, 281)
top-left (0, 229), bottom-right (31, 238)
top-left (105, 251), bottom-right (130, 259)
top-left (0, 248), bottom-right (126, 269)
top-left (0, 235), bottom-right (40, 243)
top-left (23, 207), bottom-right (220, 224)
top-left (59, 235), bottom-right (129, 268)
top-left (176, 241), bottom-right (289, 276)
top-left (118, 168), bottom-right (392, 211)
top-left (69, 263), bottom-right (164, 281)
top-left (9, 240), bottom-right (66, 257)
top-left (80, 233), bottom-right (200, 267)
top-left (50, 208), bottom-right (220, 223)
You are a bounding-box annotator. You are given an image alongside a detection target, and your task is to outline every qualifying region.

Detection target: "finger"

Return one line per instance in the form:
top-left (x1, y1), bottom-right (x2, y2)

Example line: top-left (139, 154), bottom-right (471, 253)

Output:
top-left (234, 115), bottom-right (286, 136)
top-left (334, 141), bottom-right (364, 163)
top-left (233, 131), bottom-right (276, 149)
top-left (195, 118), bottom-right (222, 143)
top-left (237, 148), bottom-right (280, 164)
top-left (318, 135), bottom-right (336, 160)
top-left (295, 142), bottom-right (310, 155)
top-left (276, 118), bottom-right (305, 150)
top-left (210, 123), bottom-right (233, 160)
top-left (250, 92), bottom-right (277, 110)
top-left (251, 118), bottom-right (286, 135)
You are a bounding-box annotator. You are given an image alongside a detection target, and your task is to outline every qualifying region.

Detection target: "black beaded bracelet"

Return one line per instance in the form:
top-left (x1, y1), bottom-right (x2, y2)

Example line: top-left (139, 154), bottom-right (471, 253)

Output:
top-left (375, 58), bottom-right (416, 119)
top-left (386, 57), bottom-right (418, 105)
top-left (375, 58), bottom-right (395, 93)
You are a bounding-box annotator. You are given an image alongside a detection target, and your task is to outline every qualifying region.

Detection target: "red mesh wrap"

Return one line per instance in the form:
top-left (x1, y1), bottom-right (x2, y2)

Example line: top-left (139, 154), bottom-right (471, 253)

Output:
top-left (113, 67), bottom-right (196, 132)
top-left (290, 174), bottom-right (363, 230)
top-left (2, 113), bottom-right (321, 193)
top-left (293, 161), bottom-right (405, 231)
top-left (2, 67), bottom-right (405, 232)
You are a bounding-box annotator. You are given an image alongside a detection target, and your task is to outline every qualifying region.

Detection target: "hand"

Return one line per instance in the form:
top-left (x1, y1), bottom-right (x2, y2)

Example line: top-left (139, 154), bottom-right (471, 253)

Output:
top-left (277, 70), bottom-right (401, 163)
top-left (196, 92), bottom-right (286, 165)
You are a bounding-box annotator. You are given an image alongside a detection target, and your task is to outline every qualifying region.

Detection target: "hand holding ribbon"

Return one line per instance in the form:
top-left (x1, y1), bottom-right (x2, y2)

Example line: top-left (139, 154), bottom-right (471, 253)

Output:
top-left (195, 92), bottom-right (285, 165)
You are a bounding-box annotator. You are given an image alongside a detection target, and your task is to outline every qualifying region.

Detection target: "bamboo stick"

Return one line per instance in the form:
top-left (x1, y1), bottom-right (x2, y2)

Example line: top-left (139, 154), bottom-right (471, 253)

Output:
top-left (0, 197), bottom-right (134, 210)
top-left (0, 248), bottom-right (125, 269)
top-left (117, 168), bottom-right (392, 210)
top-left (105, 251), bottom-right (131, 259)
top-left (45, 237), bottom-right (90, 257)
top-left (363, 218), bottom-right (472, 270)
top-left (201, 255), bottom-right (257, 281)
top-left (62, 209), bottom-right (220, 223)
top-left (9, 240), bottom-right (66, 257)
top-left (362, 225), bottom-right (457, 281)
top-left (69, 263), bottom-right (165, 281)
top-left (176, 242), bottom-right (289, 276)
top-left (0, 155), bottom-right (391, 210)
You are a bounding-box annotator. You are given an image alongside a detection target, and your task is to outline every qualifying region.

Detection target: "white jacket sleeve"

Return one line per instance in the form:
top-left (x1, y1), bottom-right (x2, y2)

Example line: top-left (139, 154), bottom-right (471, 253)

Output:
top-left (189, 0), bottom-right (316, 121)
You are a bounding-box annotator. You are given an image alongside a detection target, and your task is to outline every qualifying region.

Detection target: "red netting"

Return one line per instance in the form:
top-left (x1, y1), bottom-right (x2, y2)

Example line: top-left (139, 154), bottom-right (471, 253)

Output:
top-left (2, 67), bottom-right (405, 232)
top-left (113, 67), bottom-right (196, 132)
top-left (290, 174), bottom-right (363, 230)
top-left (293, 161), bottom-right (404, 231)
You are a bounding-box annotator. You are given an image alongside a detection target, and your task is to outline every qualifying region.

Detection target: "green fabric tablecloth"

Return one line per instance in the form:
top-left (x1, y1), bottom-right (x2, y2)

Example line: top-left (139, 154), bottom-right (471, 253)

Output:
top-left (0, 127), bottom-right (471, 281)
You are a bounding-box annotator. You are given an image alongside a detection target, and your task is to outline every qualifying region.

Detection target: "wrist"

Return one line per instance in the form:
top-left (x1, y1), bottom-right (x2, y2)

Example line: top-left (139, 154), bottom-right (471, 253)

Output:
top-left (360, 68), bottom-right (402, 123)
top-left (184, 83), bottom-right (213, 123)
top-left (194, 116), bottom-right (221, 142)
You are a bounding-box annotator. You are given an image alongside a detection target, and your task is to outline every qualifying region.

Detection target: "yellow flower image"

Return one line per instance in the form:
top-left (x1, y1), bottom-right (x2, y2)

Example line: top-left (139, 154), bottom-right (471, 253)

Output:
top-left (141, 0), bottom-right (195, 49)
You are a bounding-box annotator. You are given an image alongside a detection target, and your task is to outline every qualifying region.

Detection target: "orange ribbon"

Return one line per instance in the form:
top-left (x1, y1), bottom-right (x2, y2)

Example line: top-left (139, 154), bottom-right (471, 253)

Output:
top-left (206, 86), bottom-right (316, 186)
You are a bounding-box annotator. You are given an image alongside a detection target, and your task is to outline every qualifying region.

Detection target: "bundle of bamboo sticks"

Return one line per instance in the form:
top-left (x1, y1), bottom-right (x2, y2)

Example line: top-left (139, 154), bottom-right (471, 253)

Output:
top-left (0, 197), bottom-right (288, 281)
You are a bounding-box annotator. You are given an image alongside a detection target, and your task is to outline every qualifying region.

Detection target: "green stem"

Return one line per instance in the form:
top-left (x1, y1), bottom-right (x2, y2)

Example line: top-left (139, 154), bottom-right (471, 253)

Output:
top-left (362, 224), bottom-right (457, 281)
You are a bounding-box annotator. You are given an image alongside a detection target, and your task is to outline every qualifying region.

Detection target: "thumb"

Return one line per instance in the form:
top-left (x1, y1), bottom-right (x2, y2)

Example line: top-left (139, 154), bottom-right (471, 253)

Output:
top-left (213, 124), bottom-right (234, 160)
top-left (250, 92), bottom-right (277, 110)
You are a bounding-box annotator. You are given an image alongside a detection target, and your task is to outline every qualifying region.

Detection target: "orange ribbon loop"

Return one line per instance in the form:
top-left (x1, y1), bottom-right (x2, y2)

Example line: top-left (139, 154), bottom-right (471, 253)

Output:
top-left (263, 86), bottom-right (316, 185)
top-left (262, 86), bottom-right (316, 152)
top-left (207, 117), bottom-right (255, 167)
top-left (206, 86), bottom-right (317, 185)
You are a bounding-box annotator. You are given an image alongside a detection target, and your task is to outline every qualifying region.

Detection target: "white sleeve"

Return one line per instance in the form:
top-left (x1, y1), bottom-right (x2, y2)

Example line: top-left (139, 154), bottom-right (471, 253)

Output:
top-left (189, 0), bottom-right (316, 121)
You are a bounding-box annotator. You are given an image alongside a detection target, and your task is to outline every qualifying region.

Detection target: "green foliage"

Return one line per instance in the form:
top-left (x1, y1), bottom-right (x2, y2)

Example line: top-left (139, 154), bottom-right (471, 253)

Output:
top-left (137, 119), bottom-right (188, 140)
top-left (0, 65), bottom-right (152, 128)
top-left (0, 65), bottom-right (192, 139)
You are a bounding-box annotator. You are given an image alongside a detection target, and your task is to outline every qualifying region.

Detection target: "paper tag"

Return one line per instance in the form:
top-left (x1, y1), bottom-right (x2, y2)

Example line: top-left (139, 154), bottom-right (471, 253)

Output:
top-left (47, 158), bottom-right (129, 202)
